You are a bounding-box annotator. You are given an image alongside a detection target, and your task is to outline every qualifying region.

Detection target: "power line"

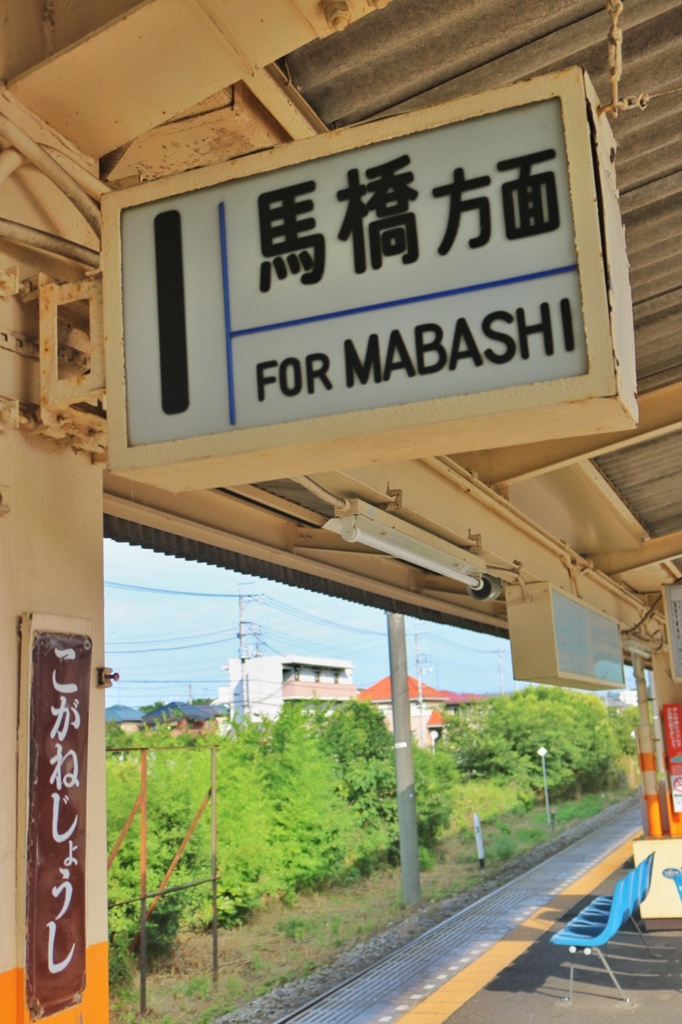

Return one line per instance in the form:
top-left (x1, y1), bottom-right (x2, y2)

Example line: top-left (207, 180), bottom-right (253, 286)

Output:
top-left (106, 633), bottom-right (239, 655)
top-left (105, 581), bottom-right (242, 598)
top-left (429, 634), bottom-right (504, 655)
top-left (107, 626), bottom-right (238, 647)
top-left (264, 595), bottom-right (386, 636)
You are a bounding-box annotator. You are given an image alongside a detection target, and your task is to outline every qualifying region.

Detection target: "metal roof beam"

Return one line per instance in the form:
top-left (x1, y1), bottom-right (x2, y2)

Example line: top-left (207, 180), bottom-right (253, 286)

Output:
top-left (8, 0), bottom-right (383, 156)
top-left (454, 380), bottom-right (682, 486)
top-left (593, 529), bottom-right (682, 575)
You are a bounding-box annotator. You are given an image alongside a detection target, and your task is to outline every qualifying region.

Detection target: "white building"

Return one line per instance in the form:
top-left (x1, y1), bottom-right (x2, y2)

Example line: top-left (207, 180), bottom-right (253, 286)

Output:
top-left (219, 654), bottom-right (358, 721)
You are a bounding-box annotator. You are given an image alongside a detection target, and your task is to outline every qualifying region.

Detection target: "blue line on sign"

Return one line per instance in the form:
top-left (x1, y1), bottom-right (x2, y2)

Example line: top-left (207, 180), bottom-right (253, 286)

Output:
top-left (231, 264), bottom-right (579, 338)
top-left (219, 202), bottom-right (236, 426)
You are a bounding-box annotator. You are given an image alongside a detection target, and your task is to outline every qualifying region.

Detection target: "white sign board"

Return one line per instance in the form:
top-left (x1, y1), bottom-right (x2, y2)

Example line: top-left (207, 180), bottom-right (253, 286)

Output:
top-left (103, 68), bottom-right (637, 489)
top-left (121, 98), bottom-right (584, 443)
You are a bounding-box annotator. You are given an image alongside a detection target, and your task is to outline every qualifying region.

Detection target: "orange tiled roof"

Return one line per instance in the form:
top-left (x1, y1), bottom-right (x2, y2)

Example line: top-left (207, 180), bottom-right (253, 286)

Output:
top-left (359, 675), bottom-right (455, 702)
top-left (359, 676), bottom-right (488, 704)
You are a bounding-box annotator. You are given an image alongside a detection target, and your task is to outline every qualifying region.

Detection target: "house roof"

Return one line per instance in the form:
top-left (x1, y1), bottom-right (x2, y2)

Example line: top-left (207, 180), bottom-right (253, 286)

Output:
top-left (427, 709), bottom-right (445, 728)
top-left (105, 705), bottom-right (143, 723)
top-left (359, 675), bottom-right (485, 704)
top-left (437, 690), bottom-right (489, 705)
top-left (142, 702), bottom-right (229, 724)
top-left (280, 655), bottom-right (353, 670)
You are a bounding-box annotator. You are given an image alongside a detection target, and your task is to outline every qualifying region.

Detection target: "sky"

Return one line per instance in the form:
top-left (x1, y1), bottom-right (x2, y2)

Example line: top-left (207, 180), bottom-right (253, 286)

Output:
top-left (103, 537), bottom-right (518, 709)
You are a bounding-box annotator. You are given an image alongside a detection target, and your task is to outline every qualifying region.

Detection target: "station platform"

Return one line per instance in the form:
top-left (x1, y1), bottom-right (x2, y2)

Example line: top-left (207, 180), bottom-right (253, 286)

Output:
top-left (275, 803), bottom-right (682, 1024)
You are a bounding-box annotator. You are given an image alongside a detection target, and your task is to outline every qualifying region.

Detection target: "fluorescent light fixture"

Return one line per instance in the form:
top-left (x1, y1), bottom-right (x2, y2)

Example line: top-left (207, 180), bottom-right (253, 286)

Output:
top-left (323, 500), bottom-right (489, 590)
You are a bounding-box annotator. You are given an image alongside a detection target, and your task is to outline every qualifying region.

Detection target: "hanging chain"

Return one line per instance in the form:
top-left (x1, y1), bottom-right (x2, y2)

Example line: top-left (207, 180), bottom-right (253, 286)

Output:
top-left (599, 0), bottom-right (649, 117)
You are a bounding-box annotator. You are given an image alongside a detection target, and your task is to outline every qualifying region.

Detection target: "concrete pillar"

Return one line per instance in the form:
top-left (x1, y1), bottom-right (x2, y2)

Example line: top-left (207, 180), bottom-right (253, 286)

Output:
top-left (652, 649), bottom-right (682, 838)
top-left (387, 612), bottom-right (421, 906)
top-left (651, 648), bottom-right (681, 707)
top-left (633, 652), bottom-right (663, 838)
top-left (0, 428), bottom-right (109, 1023)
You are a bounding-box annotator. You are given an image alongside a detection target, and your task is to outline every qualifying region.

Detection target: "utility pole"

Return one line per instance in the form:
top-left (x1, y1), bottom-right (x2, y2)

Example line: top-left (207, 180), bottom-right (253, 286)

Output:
top-left (238, 592), bottom-right (249, 718)
top-left (497, 645), bottom-right (505, 695)
top-left (415, 633), bottom-right (424, 747)
top-left (387, 612), bottom-right (421, 906)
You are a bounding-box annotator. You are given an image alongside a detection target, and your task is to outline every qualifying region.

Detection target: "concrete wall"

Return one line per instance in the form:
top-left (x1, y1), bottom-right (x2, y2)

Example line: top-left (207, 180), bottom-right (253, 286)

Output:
top-left (0, 429), bottom-right (108, 1022)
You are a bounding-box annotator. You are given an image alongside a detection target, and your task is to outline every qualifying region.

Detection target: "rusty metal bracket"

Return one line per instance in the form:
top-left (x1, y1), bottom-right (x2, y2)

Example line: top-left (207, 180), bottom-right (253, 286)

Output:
top-left (0, 266), bottom-right (20, 296)
top-left (0, 396), bottom-right (19, 431)
top-left (37, 276), bottom-right (106, 452)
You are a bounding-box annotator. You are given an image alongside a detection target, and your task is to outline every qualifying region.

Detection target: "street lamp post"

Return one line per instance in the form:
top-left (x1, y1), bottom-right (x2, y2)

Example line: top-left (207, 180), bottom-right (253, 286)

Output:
top-left (538, 746), bottom-right (550, 825)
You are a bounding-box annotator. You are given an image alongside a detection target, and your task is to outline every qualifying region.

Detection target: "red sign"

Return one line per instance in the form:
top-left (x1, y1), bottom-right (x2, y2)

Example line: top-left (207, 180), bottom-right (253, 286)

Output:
top-left (25, 632), bottom-right (92, 1019)
top-left (663, 704), bottom-right (682, 763)
top-left (662, 704), bottom-right (682, 814)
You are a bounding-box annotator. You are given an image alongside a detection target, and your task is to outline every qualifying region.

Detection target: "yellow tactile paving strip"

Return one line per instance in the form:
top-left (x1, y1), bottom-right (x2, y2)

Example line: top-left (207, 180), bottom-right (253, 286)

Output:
top-left (393, 837), bottom-right (636, 1024)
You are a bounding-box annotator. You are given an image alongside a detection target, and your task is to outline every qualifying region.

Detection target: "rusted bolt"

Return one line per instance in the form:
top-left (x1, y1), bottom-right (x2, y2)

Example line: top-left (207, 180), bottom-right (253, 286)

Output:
top-left (320, 0), bottom-right (351, 31)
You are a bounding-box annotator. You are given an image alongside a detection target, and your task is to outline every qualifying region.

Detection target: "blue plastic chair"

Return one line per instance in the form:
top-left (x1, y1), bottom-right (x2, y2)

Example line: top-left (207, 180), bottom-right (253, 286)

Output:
top-left (551, 852), bottom-right (657, 1003)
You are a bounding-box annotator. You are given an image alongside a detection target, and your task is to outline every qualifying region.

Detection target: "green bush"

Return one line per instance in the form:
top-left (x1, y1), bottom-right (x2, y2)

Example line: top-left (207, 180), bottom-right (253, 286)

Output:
top-left (107, 689), bottom-right (635, 966)
top-left (443, 686), bottom-right (621, 798)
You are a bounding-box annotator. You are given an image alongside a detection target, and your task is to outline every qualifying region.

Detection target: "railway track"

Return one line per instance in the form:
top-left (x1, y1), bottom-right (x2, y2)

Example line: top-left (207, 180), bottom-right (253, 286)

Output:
top-left (258, 802), bottom-right (642, 1024)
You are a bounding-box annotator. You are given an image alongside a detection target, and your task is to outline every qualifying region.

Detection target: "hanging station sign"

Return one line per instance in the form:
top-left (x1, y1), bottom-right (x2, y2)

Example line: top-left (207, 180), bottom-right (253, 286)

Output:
top-left (103, 66), bottom-right (637, 490)
top-left (21, 619), bottom-right (92, 1019)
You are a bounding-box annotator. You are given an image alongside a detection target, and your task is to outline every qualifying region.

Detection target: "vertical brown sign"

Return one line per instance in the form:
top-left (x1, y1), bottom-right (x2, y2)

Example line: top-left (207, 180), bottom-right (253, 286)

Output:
top-left (25, 631), bottom-right (92, 1019)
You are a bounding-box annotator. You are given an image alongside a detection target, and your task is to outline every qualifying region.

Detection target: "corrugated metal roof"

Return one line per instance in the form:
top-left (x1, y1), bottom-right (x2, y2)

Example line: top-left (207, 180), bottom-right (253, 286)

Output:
top-left (248, 480), bottom-right (336, 518)
top-left (103, 513), bottom-right (508, 638)
top-left (285, 0), bottom-right (682, 547)
top-left (596, 429), bottom-right (682, 536)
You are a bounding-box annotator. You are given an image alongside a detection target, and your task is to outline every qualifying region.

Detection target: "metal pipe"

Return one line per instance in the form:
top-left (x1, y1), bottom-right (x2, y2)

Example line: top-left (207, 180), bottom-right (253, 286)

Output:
top-left (426, 455), bottom-right (655, 622)
top-left (0, 216), bottom-right (99, 267)
top-left (0, 112), bottom-right (101, 237)
top-left (293, 475), bottom-right (352, 514)
top-left (109, 876), bottom-right (216, 908)
top-left (107, 790), bottom-right (142, 871)
top-left (143, 790), bottom-right (211, 921)
top-left (0, 147), bottom-right (23, 187)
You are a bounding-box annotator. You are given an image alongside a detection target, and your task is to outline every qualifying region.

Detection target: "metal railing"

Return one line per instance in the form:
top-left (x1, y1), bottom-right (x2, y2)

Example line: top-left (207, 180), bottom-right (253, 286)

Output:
top-left (106, 745), bottom-right (219, 1016)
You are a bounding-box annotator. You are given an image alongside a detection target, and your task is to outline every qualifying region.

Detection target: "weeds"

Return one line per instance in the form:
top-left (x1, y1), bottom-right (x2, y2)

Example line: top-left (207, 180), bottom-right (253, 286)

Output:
top-left (110, 788), bottom-right (633, 1023)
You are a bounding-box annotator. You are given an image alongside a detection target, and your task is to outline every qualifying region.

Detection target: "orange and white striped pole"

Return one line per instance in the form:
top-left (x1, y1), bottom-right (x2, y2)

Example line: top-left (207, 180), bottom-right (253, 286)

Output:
top-left (652, 649), bottom-right (682, 837)
top-left (633, 652), bottom-right (664, 837)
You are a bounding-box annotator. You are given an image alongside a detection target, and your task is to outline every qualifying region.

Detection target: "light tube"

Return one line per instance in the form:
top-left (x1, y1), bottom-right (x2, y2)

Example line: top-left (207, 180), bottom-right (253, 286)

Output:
top-left (322, 501), bottom-right (488, 589)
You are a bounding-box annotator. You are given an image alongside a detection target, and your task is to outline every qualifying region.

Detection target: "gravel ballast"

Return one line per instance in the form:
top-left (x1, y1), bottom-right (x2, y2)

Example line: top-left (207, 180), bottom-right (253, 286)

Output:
top-left (212, 796), bottom-right (640, 1024)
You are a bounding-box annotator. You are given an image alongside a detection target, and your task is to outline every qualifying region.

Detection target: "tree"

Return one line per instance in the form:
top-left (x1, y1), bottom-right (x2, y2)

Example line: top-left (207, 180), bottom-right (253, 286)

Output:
top-left (444, 686), bottom-right (620, 798)
top-left (264, 703), bottom-right (358, 892)
top-left (315, 701), bottom-right (399, 869)
top-left (317, 700), bottom-right (453, 865)
top-left (607, 705), bottom-right (639, 758)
